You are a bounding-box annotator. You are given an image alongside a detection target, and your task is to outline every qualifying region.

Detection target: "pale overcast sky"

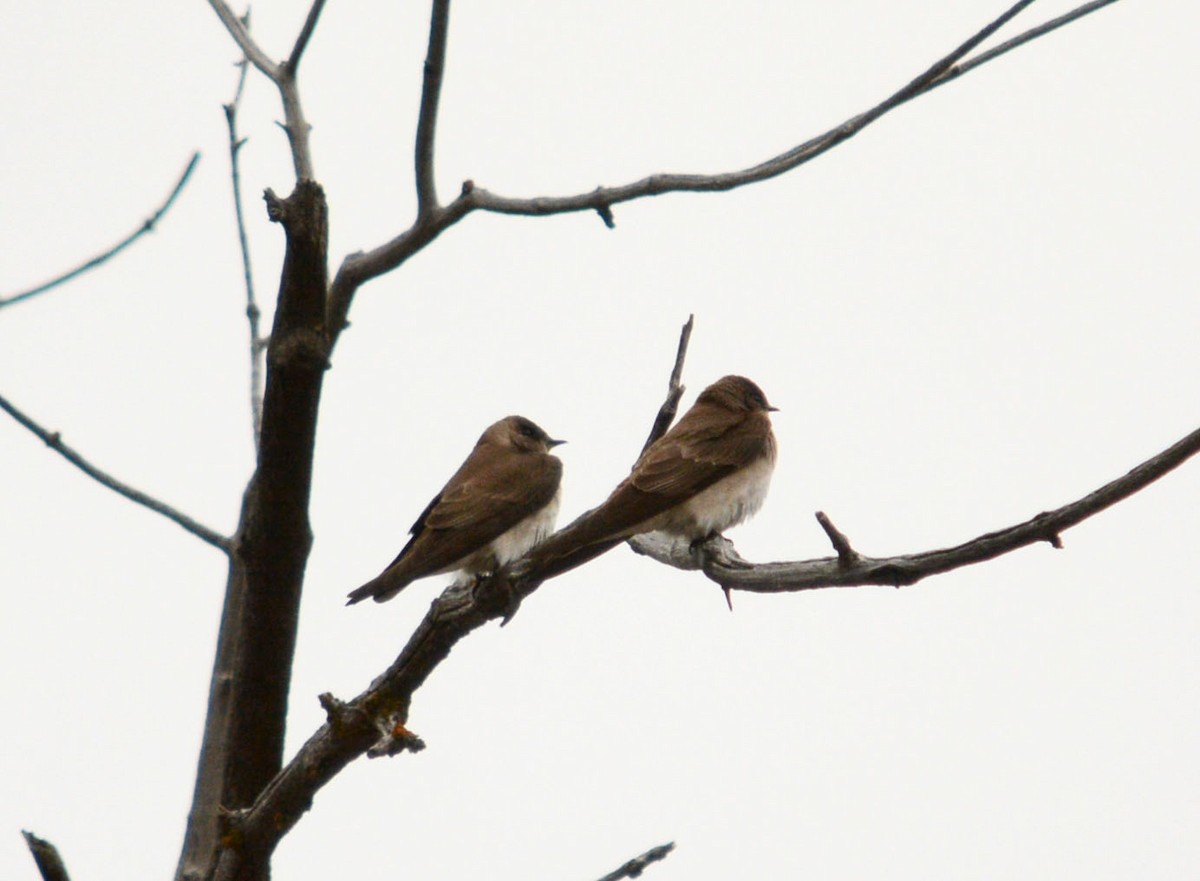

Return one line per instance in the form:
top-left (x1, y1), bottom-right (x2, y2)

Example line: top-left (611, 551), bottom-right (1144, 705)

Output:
top-left (3, 2), bottom-right (1199, 879)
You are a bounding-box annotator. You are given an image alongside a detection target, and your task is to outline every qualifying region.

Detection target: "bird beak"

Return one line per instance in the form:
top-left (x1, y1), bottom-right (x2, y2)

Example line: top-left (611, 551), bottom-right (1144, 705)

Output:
top-left (547, 438), bottom-right (567, 448)
top-left (767, 405), bottom-right (780, 412)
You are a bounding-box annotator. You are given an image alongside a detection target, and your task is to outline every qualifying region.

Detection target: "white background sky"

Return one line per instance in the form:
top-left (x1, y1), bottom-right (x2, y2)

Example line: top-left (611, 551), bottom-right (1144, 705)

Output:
top-left (3, 2), bottom-right (1198, 879)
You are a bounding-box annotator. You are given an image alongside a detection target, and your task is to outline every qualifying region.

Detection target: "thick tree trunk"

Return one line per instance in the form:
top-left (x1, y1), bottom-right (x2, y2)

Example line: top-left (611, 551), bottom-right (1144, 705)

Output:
top-left (175, 182), bottom-right (329, 881)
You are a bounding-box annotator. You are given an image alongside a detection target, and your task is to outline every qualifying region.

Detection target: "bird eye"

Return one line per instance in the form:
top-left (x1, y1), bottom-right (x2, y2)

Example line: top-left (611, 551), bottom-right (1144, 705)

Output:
top-left (518, 421), bottom-right (539, 438)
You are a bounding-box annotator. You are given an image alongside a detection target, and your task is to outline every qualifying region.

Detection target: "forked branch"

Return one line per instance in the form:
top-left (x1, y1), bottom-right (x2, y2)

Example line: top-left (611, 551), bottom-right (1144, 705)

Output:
top-left (206, 314), bottom-right (1196, 878)
top-left (324, 0), bottom-right (1122, 347)
top-left (207, 0), bottom-right (324, 180)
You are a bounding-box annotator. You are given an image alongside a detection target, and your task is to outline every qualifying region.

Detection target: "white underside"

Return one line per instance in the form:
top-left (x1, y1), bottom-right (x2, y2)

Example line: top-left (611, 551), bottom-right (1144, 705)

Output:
top-left (450, 486), bottom-right (561, 579)
top-left (638, 454), bottom-right (774, 540)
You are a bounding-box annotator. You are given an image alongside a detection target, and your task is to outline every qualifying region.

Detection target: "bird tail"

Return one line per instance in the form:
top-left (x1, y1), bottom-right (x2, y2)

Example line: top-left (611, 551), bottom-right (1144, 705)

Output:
top-left (346, 572), bottom-right (411, 605)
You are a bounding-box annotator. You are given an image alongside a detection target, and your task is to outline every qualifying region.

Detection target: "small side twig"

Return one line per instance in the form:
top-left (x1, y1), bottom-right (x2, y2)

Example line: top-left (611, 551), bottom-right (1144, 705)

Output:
top-left (22, 831), bottom-right (71, 881)
top-left (815, 511), bottom-right (860, 567)
top-left (284, 0), bottom-right (327, 73)
top-left (596, 842), bottom-right (676, 881)
top-left (208, 0), bottom-right (321, 180)
top-left (414, 0), bottom-right (452, 215)
top-left (0, 392), bottom-right (232, 553)
top-left (938, 0), bottom-right (1122, 87)
top-left (1, 153), bottom-right (200, 309)
top-left (224, 37), bottom-right (265, 448)
top-left (641, 315), bottom-right (694, 454)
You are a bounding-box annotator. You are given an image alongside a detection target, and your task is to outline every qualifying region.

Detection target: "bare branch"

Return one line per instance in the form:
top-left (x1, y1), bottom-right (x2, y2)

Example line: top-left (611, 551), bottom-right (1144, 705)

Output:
top-left (284, 0), bottom-right (327, 74)
top-left (641, 315), bottom-right (693, 455)
top-left (324, 0), bottom-right (1119, 347)
top-left (1, 153), bottom-right (200, 310)
top-left (224, 49), bottom-right (265, 449)
top-left (596, 842), bottom-right (676, 881)
top-left (415, 0), bottom-right (452, 215)
top-left (208, 0), bottom-right (316, 180)
top-left (815, 511), bottom-right (860, 567)
top-left (457, 0), bottom-right (1079, 221)
top-left (207, 0), bottom-right (279, 79)
top-left (22, 831), bottom-right (71, 881)
top-left (0, 391), bottom-right (232, 553)
top-left (630, 424), bottom-right (1200, 599)
top-left (205, 326), bottom-right (1194, 876)
top-left (947, 0), bottom-right (1122, 83)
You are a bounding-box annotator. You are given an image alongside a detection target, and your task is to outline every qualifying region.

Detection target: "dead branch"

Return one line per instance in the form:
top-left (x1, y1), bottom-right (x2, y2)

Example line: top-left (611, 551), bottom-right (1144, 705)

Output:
top-left (1, 153), bottom-right (200, 309)
top-left (223, 29), bottom-right (265, 448)
top-left (595, 842), bottom-right (676, 881)
top-left (0, 391), bottom-right (231, 553)
top-left (207, 0), bottom-right (323, 180)
top-left (323, 0), bottom-right (1120, 348)
top-left (206, 311), bottom-right (1197, 875)
top-left (415, 0), bottom-right (451, 216)
top-left (629, 424), bottom-right (1200, 598)
top-left (22, 831), bottom-right (71, 881)
top-left (641, 315), bottom-right (693, 455)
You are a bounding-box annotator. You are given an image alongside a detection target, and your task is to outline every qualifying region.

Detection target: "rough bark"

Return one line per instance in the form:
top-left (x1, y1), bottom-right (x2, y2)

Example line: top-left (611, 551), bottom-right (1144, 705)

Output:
top-left (175, 182), bottom-right (329, 881)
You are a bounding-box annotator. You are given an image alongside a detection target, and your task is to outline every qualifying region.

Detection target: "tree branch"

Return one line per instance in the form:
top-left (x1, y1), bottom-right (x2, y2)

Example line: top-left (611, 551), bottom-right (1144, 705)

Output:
top-left (207, 0), bottom-right (279, 79)
top-left (641, 315), bottom-right (692, 455)
top-left (595, 842), bottom-right (675, 881)
top-left (629, 424), bottom-right (1200, 598)
top-left (284, 0), bottom-right (327, 74)
top-left (208, 0), bottom-right (319, 180)
top-left (415, 0), bottom-right (452, 216)
top-left (1, 153), bottom-right (200, 310)
top-left (323, 0), bottom-right (1119, 347)
top-left (224, 36), bottom-right (265, 450)
top-left (459, 0), bottom-right (1120, 222)
top-left (22, 831), bottom-right (71, 881)
top-left (943, 0), bottom-right (1122, 85)
top-left (209, 310), bottom-right (1196, 876)
top-left (0, 391), bottom-right (232, 553)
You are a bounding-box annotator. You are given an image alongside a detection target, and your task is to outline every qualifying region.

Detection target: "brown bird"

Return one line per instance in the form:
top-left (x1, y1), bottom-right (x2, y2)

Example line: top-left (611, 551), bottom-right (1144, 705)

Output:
top-left (539, 375), bottom-right (776, 607)
top-left (347, 415), bottom-right (565, 604)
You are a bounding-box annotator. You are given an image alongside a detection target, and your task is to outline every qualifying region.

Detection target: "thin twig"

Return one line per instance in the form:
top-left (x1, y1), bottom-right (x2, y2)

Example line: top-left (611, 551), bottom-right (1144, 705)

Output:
top-left (285, 0), bottom-right (327, 73)
top-left (324, 0), bottom-right (1120, 347)
top-left (415, 0), bottom-right (452, 215)
top-left (596, 842), bottom-right (676, 881)
top-left (208, 0), bottom-right (318, 180)
top-left (1, 153), bottom-right (200, 309)
top-left (207, 0), bottom-right (279, 78)
top-left (0, 392), bottom-right (232, 553)
top-left (459, 0), bottom-right (1047, 219)
top-left (225, 44), bottom-right (264, 448)
top-left (944, 0), bottom-right (1123, 83)
top-left (641, 315), bottom-right (693, 454)
top-left (22, 831), bottom-right (71, 881)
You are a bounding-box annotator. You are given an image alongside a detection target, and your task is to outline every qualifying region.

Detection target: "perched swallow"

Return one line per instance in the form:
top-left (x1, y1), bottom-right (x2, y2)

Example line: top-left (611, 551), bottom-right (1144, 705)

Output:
top-left (347, 415), bottom-right (564, 604)
top-left (529, 376), bottom-right (775, 607)
top-left (587, 374), bottom-right (776, 542)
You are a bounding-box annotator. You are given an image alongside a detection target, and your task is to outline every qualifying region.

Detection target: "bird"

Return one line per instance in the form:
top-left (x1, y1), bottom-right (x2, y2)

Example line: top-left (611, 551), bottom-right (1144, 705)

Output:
top-left (347, 415), bottom-right (565, 604)
top-left (535, 375), bottom-right (776, 606)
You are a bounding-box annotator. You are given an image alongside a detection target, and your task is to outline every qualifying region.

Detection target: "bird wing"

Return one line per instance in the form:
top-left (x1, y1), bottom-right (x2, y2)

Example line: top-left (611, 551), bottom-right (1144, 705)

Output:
top-left (631, 410), bottom-right (769, 496)
top-left (348, 451), bottom-right (561, 605)
top-left (560, 410), bottom-right (769, 546)
top-left (386, 449), bottom-right (561, 573)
